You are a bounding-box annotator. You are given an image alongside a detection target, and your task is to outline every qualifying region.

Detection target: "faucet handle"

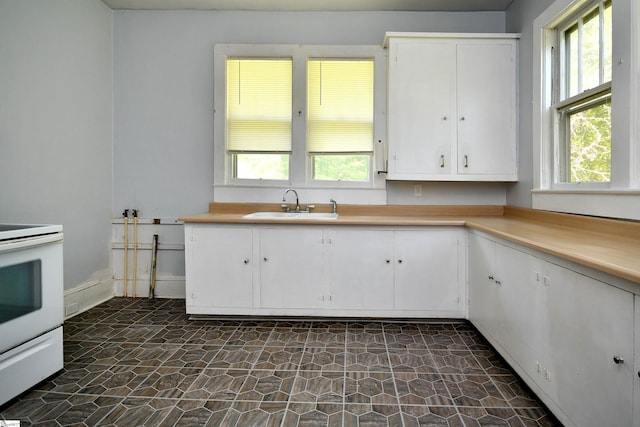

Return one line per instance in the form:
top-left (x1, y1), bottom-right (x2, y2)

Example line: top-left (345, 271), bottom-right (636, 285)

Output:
top-left (281, 204), bottom-right (290, 212)
top-left (306, 205), bottom-right (315, 211)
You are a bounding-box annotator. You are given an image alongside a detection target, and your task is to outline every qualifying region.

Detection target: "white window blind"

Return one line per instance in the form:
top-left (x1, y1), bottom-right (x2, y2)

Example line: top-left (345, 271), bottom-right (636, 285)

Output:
top-left (226, 59), bottom-right (292, 153)
top-left (307, 59), bottom-right (374, 154)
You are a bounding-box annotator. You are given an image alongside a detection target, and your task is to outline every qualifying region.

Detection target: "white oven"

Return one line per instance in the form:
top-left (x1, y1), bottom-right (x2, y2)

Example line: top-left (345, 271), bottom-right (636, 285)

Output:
top-left (0, 224), bottom-right (64, 406)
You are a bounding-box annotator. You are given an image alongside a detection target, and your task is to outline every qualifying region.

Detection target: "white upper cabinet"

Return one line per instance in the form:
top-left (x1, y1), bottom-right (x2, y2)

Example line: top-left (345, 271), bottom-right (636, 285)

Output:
top-left (387, 40), bottom-right (456, 176)
top-left (385, 33), bottom-right (518, 181)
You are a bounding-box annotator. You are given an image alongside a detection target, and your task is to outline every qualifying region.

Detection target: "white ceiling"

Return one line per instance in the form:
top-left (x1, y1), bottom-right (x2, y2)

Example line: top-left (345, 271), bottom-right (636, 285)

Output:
top-left (100, 0), bottom-right (514, 12)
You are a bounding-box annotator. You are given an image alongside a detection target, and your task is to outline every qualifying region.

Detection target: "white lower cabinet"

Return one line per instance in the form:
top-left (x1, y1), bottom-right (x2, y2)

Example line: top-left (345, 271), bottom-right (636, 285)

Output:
top-left (325, 227), bottom-right (465, 316)
top-left (468, 230), bottom-right (634, 427)
top-left (259, 227), bottom-right (325, 310)
top-left (393, 229), bottom-right (464, 315)
top-left (326, 229), bottom-right (395, 311)
top-left (540, 261), bottom-right (633, 427)
top-left (468, 234), bottom-right (540, 362)
top-left (184, 225), bottom-right (254, 312)
top-left (468, 232), bottom-right (499, 337)
top-left (494, 242), bottom-right (542, 381)
top-left (184, 224), bottom-right (465, 318)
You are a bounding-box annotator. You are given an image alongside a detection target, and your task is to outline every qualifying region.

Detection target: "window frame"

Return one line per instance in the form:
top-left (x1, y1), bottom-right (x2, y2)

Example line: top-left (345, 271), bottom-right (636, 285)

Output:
top-left (213, 44), bottom-right (386, 191)
top-left (532, 0), bottom-right (640, 220)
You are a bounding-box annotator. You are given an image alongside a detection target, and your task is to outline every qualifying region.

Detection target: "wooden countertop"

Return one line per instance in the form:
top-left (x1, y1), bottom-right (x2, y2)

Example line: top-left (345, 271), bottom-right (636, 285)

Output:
top-left (179, 203), bottom-right (640, 284)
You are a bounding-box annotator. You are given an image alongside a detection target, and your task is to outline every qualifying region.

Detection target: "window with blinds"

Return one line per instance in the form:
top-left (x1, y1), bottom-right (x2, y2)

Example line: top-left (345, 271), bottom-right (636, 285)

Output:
top-left (226, 58), bottom-right (292, 180)
top-left (219, 47), bottom-right (381, 186)
top-left (307, 59), bottom-right (374, 181)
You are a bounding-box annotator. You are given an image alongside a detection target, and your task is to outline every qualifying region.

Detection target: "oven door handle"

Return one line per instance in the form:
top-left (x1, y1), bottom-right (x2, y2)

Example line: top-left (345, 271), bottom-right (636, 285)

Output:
top-left (0, 233), bottom-right (63, 254)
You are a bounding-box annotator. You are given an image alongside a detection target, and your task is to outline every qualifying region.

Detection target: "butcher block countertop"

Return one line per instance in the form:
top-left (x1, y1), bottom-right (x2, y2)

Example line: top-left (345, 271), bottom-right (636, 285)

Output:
top-left (179, 203), bottom-right (640, 284)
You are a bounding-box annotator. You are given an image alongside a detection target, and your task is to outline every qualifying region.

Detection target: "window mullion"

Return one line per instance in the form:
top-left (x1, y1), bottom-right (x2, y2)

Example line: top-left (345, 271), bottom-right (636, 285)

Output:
top-left (290, 51), bottom-right (307, 186)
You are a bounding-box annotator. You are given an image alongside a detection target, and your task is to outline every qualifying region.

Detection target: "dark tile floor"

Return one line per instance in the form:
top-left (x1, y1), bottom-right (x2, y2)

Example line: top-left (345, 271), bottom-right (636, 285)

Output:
top-left (1, 298), bottom-right (560, 426)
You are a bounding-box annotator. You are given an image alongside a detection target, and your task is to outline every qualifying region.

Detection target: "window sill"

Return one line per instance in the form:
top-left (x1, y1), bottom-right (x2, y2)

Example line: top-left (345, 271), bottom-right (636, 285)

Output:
top-left (531, 189), bottom-right (640, 221)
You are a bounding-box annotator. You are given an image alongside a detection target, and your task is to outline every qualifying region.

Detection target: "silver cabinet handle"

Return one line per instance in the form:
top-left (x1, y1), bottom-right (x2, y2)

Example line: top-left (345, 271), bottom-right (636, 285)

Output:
top-left (243, 259), bottom-right (250, 264)
top-left (440, 155), bottom-right (445, 168)
top-left (464, 155), bottom-right (469, 168)
top-left (613, 355), bottom-right (625, 364)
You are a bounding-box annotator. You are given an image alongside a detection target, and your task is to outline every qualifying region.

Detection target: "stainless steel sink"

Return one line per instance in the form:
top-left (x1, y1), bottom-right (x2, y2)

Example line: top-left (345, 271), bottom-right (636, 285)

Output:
top-left (242, 212), bottom-right (338, 220)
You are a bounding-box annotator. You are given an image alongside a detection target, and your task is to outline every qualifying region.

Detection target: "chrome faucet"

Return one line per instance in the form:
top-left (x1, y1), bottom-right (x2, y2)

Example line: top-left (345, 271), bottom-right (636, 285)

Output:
top-left (330, 198), bottom-right (338, 214)
top-left (282, 189), bottom-right (300, 212)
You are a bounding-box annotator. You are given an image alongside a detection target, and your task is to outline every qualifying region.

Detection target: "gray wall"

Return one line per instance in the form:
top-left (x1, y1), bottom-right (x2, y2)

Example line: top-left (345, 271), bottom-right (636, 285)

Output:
top-left (0, 0), bottom-right (113, 290)
top-left (505, 0), bottom-right (555, 208)
top-left (113, 10), bottom-right (507, 217)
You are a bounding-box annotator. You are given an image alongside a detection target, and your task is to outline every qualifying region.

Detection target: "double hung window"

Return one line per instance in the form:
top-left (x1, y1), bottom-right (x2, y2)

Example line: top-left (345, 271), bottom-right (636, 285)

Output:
top-left (533, 0), bottom-right (640, 220)
top-left (553, 0), bottom-right (612, 184)
top-left (226, 59), bottom-right (292, 180)
top-left (307, 59), bottom-right (374, 182)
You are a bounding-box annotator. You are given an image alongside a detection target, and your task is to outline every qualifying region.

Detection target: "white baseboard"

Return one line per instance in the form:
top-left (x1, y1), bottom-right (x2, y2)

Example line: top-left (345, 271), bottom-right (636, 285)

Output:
top-left (64, 278), bottom-right (114, 319)
top-left (114, 277), bottom-right (186, 299)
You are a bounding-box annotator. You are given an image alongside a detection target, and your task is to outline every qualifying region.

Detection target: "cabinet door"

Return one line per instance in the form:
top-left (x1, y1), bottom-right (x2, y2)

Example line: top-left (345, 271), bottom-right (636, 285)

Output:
top-left (259, 227), bottom-right (325, 310)
top-left (456, 42), bottom-right (516, 177)
top-left (394, 229), bottom-right (464, 315)
top-left (185, 225), bottom-right (253, 310)
top-left (494, 243), bottom-right (542, 379)
top-left (327, 229), bottom-right (394, 310)
top-left (387, 40), bottom-right (455, 178)
top-left (541, 262), bottom-right (633, 427)
top-left (467, 232), bottom-right (498, 339)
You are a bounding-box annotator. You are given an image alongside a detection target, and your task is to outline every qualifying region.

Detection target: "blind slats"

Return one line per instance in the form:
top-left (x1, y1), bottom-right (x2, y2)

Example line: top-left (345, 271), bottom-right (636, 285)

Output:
top-left (226, 59), bottom-right (292, 152)
top-left (307, 60), bottom-right (374, 154)
top-left (307, 121), bottom-right (373, 153)
top-left (225, 58), bottom-right (374, 154)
